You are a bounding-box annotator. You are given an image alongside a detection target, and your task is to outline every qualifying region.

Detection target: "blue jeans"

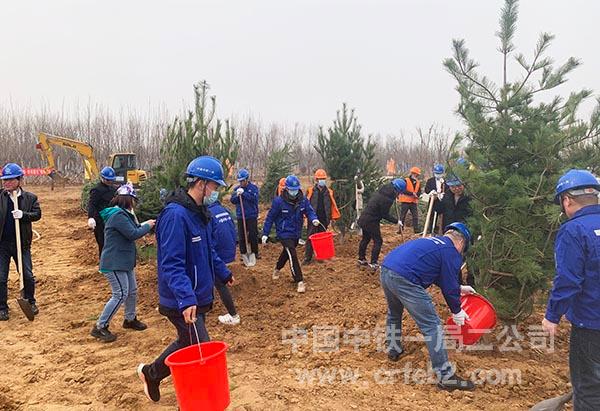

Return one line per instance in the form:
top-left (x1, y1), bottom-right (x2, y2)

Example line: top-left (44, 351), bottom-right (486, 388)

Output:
top-left (97, 270), bottom-right (138, 328)
top-left (570, 326), bottom-right (600, 410)
top-left (0, 242), bottom-right (36, 311)
top-left (380, 266), bottom-right (453, 379)
top-left (147, 310), bottom-right (209, 382)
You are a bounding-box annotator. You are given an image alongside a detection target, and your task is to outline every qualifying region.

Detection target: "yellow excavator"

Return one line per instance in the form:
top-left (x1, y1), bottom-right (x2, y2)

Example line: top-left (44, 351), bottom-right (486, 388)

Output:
top-left (36, 132), bottom-right (147, 185)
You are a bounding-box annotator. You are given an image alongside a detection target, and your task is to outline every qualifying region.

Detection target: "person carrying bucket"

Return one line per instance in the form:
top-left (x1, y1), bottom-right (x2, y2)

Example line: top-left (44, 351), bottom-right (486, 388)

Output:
top-left (303, 169), bottom-right (340, 265)
top-left (357, 178), bottom-right (406, 272)
top-left (91, 184), bottom-right (155, 342)
top-left (262, 175), bottom-right (319, 293)
top-left (137, 156), bottom-right (234, 403)
top-left (208, 200), bottom-right (241, 326)
top-left (379, 222), bottom-right (476, 391)
top-left (0, 163), bottom-right (41, 321)
top-left (230, 168), bottom-right (260, 266)
top-left (542, 169), bottom-right (600, 410)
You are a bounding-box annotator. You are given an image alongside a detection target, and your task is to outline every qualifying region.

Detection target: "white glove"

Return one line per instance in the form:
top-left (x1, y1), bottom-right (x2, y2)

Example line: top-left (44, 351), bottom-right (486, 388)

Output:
top-left (12, 210), bottom-right (23, 219)
top-left (312, 219), bottom-right (320, 227)
top-left (398, 221), bottom-right (403, 228)
top-left (236, 188), bottom-right (244, 195)
top-left (87, 217), bottom-right (96, 229)
top-left (460, 285), bottom-right (476, 295)
top-left (437, 192), bottom-right (445, 201)
top-left (429, 190), bottom-right (437, 196)
top-left (261, 235), bottom-right (268, 244)
top-left (452, 309), bottom-right (470, 326)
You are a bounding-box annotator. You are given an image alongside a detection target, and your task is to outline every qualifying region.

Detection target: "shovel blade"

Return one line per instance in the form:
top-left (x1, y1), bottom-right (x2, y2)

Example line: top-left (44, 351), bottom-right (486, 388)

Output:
top-left (248, 253), bottom-right (257, 266)
top-left (241, 254), bottom-right (250, 267)
top-left (17, 298), bottom-right (35, 321)
top-left (530, 391), bottom-right (572, 411)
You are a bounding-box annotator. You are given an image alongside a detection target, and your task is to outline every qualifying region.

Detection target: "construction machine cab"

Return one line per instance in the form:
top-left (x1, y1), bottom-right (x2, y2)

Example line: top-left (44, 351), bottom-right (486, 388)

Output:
top-left (110, 153), bottom-right (147, 185)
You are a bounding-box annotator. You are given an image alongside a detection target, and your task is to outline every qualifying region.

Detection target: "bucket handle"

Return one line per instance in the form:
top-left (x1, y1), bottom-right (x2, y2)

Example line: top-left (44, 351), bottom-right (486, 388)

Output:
top-left (188, 322), bottom-right (205, 364)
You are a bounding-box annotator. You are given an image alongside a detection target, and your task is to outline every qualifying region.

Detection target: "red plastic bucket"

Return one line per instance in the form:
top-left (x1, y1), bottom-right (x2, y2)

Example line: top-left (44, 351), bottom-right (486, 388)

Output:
top-left (165, 341), bottom-right (230, 411)
top-left (446, 294), bottom-right (497, 345)
top-left (309, 231), bottom-right (335, 260)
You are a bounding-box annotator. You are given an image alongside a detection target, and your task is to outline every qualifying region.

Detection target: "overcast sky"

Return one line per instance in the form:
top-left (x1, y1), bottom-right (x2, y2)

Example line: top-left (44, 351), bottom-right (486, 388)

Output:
top-left (1, 0), bottom-right (598, 137)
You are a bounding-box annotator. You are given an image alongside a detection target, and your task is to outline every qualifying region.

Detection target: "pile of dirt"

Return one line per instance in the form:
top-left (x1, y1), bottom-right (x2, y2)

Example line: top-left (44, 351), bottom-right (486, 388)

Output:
top-left (0, 186), bottom-right (572, 410)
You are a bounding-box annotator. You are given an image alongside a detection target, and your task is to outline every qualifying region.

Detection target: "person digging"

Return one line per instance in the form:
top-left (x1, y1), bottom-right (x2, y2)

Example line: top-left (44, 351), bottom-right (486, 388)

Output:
top-left (357, 178), bottom-right (407, 272)
top-left (0, 163), bottom-right (41, 321)
top-left (230, 168), bottom-right (260, 266)
top-left (262, 175), bottom-right (319, 293)
top-left (380, 222), bottom-right (476, 391)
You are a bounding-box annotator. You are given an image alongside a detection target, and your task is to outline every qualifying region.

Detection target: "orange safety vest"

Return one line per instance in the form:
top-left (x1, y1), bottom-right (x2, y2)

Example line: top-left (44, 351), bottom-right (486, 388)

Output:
top-left (306, 186), bottom-right (341, 220)
top-left (398, 177), bottom-right (420, 203)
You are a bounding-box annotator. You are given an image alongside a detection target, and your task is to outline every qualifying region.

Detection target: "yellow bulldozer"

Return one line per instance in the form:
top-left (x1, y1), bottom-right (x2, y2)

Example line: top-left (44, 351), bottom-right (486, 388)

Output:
top-left (36, 132), bottom-right (147, 185)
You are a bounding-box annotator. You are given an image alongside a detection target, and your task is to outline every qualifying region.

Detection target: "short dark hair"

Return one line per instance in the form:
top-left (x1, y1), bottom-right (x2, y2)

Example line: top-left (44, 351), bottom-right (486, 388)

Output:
top-left (110, 195), bottom-right (136, 209)
top-left (566, 193), bottom-right (599, 207)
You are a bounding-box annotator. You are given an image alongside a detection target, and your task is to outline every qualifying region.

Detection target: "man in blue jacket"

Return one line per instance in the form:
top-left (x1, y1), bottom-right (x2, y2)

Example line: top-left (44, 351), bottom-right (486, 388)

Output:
top-left (137, 156), bottom-right (234, 403)
top-left (543, 169), bottom-right (600, 409)
top-left (262, 175), bottom-right (319, 293)
top-left (209, 200), bottom-right (240, 326)
top-left (380, 222), bottom-right (476, 391)
top-left (230, 168), bottom-right (260, 265)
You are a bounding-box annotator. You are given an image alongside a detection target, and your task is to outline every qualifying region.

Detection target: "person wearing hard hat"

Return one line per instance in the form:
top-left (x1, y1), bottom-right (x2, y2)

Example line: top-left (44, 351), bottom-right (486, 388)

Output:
top-left (380, 222), bottom-right (476, 391)
top-left (91, 184), bottom-right (155, 342)
top-left (357, 179), bottom-right (406, 271)
top-left (399, 167), bottom-right (422, 233)
top-left (424, 164), bottom-right (448, 234)
top-left (209, 199), bottom-right (241, 326)
top-left (0, 163), bottom-right (41, 321)
top-left (433, 174), bottom-right (472, 228)
top-left (303, 169), bottom-right (341, 265)
top-left (543, 169), bottom-right (600, 409)
top-left (87, 166), bottom-right (118, 257)
top-left (230, 168), bottom-right (260, 262)
top-left (137, 156), bottom-right (234, 403)
top-left (262, 175), bottom-right (319, 293)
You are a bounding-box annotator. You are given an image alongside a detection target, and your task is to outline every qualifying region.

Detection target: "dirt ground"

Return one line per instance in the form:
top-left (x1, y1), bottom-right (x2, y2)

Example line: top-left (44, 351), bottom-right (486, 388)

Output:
top-left (0, 185), bottom-right (573, 410)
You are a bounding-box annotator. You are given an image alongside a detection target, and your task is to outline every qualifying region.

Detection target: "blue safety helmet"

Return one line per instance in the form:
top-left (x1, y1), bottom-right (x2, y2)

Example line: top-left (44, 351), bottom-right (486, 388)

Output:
top-left (285, 175), bottom-right (301, 190)
top-left (1, 163), bottom-right (24, 180)
top-left (237, 168), bottom-right (250, 182)
top-left (186, 156), bottom-right (226, 186)
top-left (444, 222), bottom-right (472, 252)
top-left (554, 169), bottom-right (600, 204)
top-left (392, 178), bottom-right (407, 194)
top-left (446, 174), bottom-right (463, 187)
top-left (433, 164), bottom-right (445, 174)
top-left (100, 166), bottom-right (116, 181)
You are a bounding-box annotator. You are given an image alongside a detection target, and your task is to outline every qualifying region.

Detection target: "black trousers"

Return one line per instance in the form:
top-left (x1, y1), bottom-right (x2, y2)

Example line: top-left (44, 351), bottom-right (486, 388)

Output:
top-left (93, 220), bottom-right (105, 257)
top-left (400, 202), bottom-right (419, 232)
top-left (276, 238), bottom-right (303, 283)
top-left (570, 326), bottom-right (600, 410)
top-left (237, 217), bottom-right (259, 256)
top-left (304, 224), bottom-right (326, 261)
top-left (147, 311), bottom-right (209, 382)
top-left (215, 280), bottom-right (237, 316)
top-left (358, 224), bottom-right (383, 264)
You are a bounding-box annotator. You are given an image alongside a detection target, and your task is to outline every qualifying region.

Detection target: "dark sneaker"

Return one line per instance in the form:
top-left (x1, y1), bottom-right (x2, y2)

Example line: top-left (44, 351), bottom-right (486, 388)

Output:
top-left (137, 364), bottom-right (160, 402)
top-left (0, 310), bottom-right (8, 321)
top-left (387, 350), bottom-right (405, 362)
top-left (368, 263), bottom-right (380, 272)
top-left (91, 325), bottom-right (117, 343)
top-left (303, 259), bottom-right (313, 266)
top-left (123, 317), bottom-right (148, 331)
top-left (31, 304), bottom-right (39, 316)
top-left (357, 259), bottom-right (369, 268)
top-left (438, 373), bottom-right (475, 391)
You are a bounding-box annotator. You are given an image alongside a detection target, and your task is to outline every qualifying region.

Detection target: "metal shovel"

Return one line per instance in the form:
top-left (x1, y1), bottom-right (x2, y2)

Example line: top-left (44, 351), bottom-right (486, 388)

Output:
top-left (239, 194), bottom-right (256, 267)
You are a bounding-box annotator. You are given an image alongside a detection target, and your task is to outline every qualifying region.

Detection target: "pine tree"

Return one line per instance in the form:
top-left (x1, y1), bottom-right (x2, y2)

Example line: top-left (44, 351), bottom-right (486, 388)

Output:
top-left (259, 144), bottom-right (296, 204)
top-left (137, 81), bottom-right (239, 220)
top-left (315, 104), bottom-right (382, 238)
top-left (444, 0), bottom-right (600, 321)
